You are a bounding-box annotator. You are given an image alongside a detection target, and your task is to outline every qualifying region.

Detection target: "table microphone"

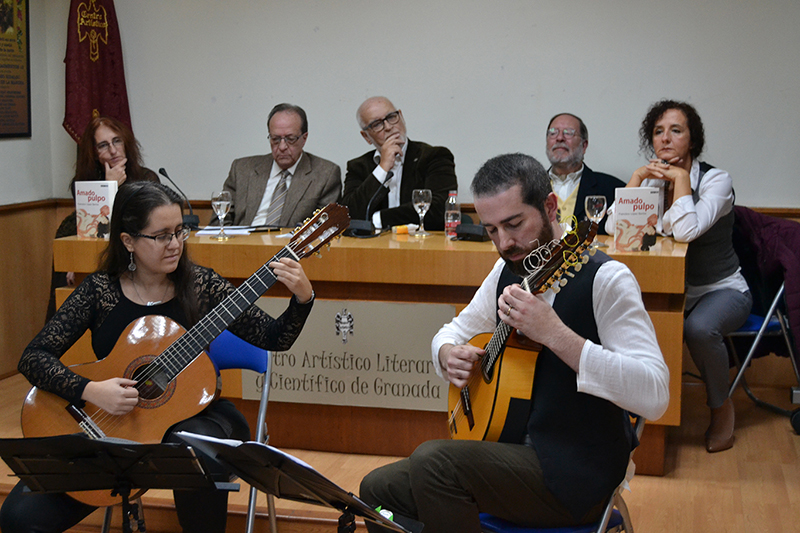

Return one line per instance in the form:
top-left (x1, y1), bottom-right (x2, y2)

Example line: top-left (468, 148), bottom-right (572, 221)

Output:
top-left (158, 168), bottom-right (200, 230)
top-left (345, 170), bottom-right (393, 237)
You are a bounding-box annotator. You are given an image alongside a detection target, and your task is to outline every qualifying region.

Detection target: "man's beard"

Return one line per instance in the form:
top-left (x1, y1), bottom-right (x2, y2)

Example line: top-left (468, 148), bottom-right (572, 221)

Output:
top-left (547, 144), bottom-right (584, 169)
top-left (501, 222), bottom-right (555, 277)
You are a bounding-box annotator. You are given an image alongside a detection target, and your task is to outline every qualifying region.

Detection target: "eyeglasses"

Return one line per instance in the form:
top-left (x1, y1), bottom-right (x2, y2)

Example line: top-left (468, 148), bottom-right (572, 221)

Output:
top-left (363, 111), bottom-right (401, 133)
top-left (96, 138), bottom-right (124, 153)
top-left (268, 134), bottom-right (304, 146)
top-left (546, 128), bottom-right (577, 139)
top-left (131, 226), bottom-right (191, 245)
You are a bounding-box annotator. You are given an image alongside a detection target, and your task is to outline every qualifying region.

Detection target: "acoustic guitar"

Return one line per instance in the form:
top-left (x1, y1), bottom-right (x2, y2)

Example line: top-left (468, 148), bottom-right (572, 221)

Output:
top-left (20, 204), bottom-right (350, 506)
top-left (447, 220), bottom-right (596, 442)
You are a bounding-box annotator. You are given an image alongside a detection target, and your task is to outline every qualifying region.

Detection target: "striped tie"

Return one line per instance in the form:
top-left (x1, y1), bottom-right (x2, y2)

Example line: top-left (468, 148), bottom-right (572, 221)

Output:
top-left (264, 170), bottom-right (289, 226)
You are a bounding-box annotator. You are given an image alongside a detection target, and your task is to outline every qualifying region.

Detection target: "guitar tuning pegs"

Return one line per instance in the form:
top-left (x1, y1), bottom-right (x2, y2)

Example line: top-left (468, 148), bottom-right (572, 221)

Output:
top-left (552, 284), bottom-right (561, 294)
top-left (565, 271), bottom-right (575, 278)
top-left (582, 254), bottom-right (590, 264)
top-left (559, 278), bottom-right (568, 287)
top-left (574, 264), bottom-right (582, 272)
top-left (315, 251), bottom-right (322, 258)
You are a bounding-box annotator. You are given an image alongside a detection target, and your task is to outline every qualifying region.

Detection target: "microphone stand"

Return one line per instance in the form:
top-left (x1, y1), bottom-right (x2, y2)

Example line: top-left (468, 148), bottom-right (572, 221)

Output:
top-left (345, 170), bottom-right (393, 237)
top-left (158, 168), bottom-right (200, 230)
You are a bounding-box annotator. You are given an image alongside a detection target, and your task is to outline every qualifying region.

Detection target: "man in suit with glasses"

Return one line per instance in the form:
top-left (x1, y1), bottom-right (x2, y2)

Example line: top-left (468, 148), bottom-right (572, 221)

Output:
top-left (218, 103), bottom-right (341, 228)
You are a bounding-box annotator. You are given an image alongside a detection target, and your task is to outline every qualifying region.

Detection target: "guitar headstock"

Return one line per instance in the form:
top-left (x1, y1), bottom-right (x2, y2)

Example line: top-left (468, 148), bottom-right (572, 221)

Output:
top-left (522, 219), bottom-right (597, 294)
top-left (288, 204), bottom-right (350, 259)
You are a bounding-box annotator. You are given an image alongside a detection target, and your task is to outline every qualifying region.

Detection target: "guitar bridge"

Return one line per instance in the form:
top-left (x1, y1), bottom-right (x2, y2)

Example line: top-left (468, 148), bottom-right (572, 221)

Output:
top-left (67, 404), bottom-right (106, 439)
top-left (460, 387), bottom-right (475, 430)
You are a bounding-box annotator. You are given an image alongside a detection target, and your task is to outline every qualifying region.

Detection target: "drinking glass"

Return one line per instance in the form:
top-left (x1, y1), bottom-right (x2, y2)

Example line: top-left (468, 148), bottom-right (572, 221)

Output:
top-left (585, 195), bottom-right (608, 247)
top-left (412, 189), bottom-right (432, 237)
top-left (211, 191), bottom-right (232, 241)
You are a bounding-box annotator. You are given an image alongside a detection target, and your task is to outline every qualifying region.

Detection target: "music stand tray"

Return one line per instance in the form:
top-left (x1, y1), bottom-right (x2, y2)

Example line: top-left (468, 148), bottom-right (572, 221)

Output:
top-left (176, 431), bottom-right (422, 533)
top-left (0, 434), bottom-right (219, 533)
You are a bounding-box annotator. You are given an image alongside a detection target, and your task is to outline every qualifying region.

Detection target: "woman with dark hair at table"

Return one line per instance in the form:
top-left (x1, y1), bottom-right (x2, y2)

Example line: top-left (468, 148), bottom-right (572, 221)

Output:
top-left (609, 99), bottom-right (751, 453)
top-left (47, 116), bottom-right (160, 320)
top-left (3, 181), bottom-right (315, 532)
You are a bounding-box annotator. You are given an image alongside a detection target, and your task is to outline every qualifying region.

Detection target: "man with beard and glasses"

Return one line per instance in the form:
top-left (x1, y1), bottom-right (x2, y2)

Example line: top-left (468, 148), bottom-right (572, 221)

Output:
top-left (359, 153), bottom-right (669, 533)
top-left (546, 113), bottom-right (624, 234)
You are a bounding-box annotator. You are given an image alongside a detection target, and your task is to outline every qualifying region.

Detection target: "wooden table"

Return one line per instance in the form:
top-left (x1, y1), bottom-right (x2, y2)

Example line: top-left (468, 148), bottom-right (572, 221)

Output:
top-left (54, 231), bottom-right (686, 474)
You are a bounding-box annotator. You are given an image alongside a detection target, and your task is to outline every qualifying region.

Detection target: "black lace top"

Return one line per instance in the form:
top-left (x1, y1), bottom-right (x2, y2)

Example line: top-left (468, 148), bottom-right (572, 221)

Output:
top-left (20, 265), bottom-right (313, 405)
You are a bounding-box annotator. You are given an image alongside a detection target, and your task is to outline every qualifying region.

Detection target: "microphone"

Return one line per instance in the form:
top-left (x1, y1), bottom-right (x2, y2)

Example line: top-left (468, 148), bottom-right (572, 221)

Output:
top-left (345, 170), bottom-right (393, 237)
top-left (158, 168), bottom-right (200, 230)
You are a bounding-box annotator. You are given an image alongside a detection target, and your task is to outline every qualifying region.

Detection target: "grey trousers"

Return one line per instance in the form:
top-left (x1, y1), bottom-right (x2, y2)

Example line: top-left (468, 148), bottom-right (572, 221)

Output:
top-left (684, 289), bottom-right (752, 408)
top-left (359, 439), bottom-right (602, 533)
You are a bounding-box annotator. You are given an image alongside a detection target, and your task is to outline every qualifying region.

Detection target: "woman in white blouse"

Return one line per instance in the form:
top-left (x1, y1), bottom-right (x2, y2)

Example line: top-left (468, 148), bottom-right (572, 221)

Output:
top-left (609, 100), bottom-right (751, 453)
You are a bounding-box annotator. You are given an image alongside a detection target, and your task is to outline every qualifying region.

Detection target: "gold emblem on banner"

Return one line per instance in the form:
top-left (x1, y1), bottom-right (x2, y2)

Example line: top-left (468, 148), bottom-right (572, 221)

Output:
top-left (76, 0), bottom-right (108, 62)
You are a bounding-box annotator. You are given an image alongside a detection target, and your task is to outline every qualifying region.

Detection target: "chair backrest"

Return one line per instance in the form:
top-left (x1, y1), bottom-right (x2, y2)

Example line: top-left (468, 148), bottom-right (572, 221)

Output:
top-left (207, 330), bottom-right (269, 374)
top-left (204, 330), bottom-right (277, 533)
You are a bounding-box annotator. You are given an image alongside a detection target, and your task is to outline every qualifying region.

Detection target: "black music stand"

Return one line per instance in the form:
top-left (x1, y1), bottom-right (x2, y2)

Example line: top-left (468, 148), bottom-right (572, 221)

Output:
top-left (176, 431), bottom-right (423, 533)
top-left (0, 434), bottom-right (220, 533)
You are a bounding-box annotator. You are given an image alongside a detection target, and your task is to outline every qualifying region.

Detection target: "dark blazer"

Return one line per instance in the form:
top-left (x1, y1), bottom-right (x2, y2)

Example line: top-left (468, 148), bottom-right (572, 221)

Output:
top-left (221, 152), bottom-right (341, 227)
top-left (342, 140), bottom-right (457, 230)
top-left (570, 165), bottom-right (626, 235)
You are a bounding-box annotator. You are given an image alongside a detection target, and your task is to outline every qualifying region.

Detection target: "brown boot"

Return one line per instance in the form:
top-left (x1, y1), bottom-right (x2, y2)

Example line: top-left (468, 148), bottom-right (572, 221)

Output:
top-left (705, 397), bottom-right (735, 453)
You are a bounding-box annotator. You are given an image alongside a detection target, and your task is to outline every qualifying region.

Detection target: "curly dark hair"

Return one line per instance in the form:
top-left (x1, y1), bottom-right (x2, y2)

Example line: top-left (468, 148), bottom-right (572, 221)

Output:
top-left (69, 116), bottom-right (150, 197)
top-left (99, 182), bottom-right (199, 325)
top-left (638, 100), bottom-right (705, 160)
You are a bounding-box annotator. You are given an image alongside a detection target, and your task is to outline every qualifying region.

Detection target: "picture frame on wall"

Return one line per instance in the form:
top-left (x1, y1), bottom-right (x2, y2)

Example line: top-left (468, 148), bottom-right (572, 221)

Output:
top-left (0, 0), bottom-right (30, 138)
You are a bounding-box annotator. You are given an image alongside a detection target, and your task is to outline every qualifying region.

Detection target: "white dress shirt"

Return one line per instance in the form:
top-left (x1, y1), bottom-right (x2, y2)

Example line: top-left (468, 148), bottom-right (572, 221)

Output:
top-left (548, 164), bottom-right (584, 201)
top-left (431, 258), bottom-right (670, 422)
top-left (369, 142), bottom-right (408, 229)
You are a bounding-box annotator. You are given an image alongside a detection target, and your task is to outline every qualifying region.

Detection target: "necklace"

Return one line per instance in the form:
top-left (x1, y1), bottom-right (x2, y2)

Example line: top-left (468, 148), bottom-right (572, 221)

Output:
top-left (130, 275), bottom-right (170, 306)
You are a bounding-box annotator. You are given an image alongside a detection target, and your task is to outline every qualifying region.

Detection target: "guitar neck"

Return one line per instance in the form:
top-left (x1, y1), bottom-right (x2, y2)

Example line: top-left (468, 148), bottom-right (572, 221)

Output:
top-left (157, 246), bottom-right (296, 381)
top-left (480, 321), bottom-right (513, 374)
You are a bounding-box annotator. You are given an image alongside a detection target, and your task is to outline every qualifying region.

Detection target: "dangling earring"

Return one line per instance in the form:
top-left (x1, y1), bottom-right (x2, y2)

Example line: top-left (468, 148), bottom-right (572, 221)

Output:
top-left (128, 252), bottom-right (137, 272)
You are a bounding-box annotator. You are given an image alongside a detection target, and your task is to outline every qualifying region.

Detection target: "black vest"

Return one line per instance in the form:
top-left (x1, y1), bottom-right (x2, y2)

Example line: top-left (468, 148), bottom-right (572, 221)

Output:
top-left (496, 253), bottom-right (633, 521)
top-left (685, 162), bottom-right (740, 286)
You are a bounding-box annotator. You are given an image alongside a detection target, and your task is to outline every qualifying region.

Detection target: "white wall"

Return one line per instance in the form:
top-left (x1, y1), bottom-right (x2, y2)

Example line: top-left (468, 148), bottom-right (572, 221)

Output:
top-left (0, 0), bottom-right (54, 203)
top-left (3, 0), bottom-right (799, 207)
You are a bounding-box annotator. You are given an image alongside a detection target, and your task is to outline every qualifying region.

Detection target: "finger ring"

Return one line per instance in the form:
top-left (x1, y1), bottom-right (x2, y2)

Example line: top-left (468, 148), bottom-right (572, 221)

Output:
top-left (505, 305), bottom-right (513, 316)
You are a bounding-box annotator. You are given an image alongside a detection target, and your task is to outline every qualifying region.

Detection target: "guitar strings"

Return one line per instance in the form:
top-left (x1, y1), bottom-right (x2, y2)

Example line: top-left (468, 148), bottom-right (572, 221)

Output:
top-left (84, 241), bottom-right (302, 437)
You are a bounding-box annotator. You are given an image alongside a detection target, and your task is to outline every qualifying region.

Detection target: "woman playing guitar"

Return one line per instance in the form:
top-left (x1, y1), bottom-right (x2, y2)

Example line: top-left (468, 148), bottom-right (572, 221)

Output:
top-left (1, 182), bottom-right (316, 533)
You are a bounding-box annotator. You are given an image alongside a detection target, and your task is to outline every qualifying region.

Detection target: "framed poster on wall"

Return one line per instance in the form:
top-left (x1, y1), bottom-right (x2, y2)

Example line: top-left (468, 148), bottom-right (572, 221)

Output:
top-left (0, 0), bottom-right (30, 138)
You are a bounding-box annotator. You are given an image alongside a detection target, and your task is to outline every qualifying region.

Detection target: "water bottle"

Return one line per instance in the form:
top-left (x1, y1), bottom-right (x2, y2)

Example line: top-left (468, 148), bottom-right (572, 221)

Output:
top-left (444, 190), bottom-right (461, 239)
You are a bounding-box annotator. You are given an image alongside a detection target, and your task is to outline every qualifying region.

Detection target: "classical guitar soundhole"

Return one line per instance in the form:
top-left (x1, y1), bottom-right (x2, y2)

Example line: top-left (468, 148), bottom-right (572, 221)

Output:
top-left (126, 355), bottom-right (177, 408)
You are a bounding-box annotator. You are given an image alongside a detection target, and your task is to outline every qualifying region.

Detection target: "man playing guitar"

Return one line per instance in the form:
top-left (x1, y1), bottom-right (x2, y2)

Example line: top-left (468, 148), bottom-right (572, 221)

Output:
top-left (360, 153), bottom-right (670, 532)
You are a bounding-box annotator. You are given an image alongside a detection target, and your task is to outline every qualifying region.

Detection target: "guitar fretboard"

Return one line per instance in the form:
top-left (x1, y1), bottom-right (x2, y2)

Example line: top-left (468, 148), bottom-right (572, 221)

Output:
top-left (156, 246), bottom-right (296, 381)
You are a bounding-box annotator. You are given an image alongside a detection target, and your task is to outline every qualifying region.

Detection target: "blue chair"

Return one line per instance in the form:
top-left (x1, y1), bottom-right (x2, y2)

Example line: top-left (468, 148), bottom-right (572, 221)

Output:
top-left (479, 417), bottom-right (645, 533)
top-left (101, 331), bottom-right (277, 533)
top-left (208, 330), bottom-right (278, 533)
top-left (726, 282), bottom-right (800, 432)
top-left (726, 205), bottom-right (800, 434)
